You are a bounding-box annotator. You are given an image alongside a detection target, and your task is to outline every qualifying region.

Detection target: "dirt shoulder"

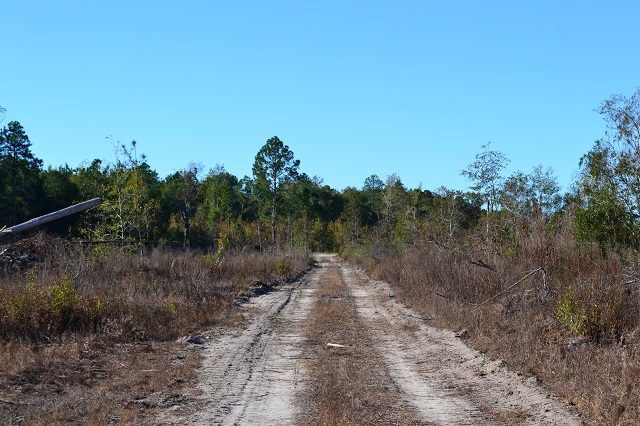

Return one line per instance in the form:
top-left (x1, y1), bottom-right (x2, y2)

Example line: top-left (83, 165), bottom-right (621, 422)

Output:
top-left (162, 254), bottom-right (583, 425)
top-left (0, 339), bottom-right (202, 425)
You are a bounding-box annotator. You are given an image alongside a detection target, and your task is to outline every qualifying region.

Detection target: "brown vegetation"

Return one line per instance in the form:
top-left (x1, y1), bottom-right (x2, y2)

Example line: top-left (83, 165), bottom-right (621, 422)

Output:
top-left (300, 265), bottom-right (426, 425)
top-left (0, 233), bottom-right (310, 424)
top-left (346, 214), bottom-right (640, 425)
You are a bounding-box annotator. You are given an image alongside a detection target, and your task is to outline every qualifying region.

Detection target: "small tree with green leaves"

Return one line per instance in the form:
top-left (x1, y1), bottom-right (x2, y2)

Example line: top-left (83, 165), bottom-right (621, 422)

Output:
top-left (84, 140), bottom-right (159, 245)
top-left (461, 143), bottom-right (510, 236)
top-left (162, 164), bottom-right (202, 247)
top-left (575, 88), bottom-right (640, 251)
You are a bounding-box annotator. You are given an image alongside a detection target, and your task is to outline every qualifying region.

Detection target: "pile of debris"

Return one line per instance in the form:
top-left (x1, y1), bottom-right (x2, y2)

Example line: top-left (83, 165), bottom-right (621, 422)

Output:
top-left (0, 232), bottom-right (62, 271)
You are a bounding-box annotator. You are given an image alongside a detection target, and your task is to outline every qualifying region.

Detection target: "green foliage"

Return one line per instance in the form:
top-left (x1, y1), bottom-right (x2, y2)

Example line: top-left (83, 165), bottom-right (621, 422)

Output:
top-left (461, 142), bottom-right (509, 215)
top-left (40, 165), bottom-right (82, 234)
top-left (49, 276), bottom-right (79, 316)
top-left (82, 140), bottom-right (160, 244)
top-left (574, 180), bottom-right (637, 252)
top-left (429, 187), bottom-right (477, 243)
top-left (276, 260), bottom-right (291, 276)
top-left (201, 165), bottom-right (241, 223)
top-left (555, 288), bottom-right (589, 336)
top-left (575, 140), bottom-right (640, 251)
top-left (0, 273), bottom-right (110, 340)
top-left (362, 174), bottom-right (384, 225)
top-left (252, 136), bottom-right (300, 243)
top-left (574, 88), bottom-right (640, 251)
top-left (161, 164), bottom-right (202, 246)
top-left (0, 120), bottom-right (45, 225)
top-left (3, 96), bottom-right (637, 262)
top-left (555, 286), bottom-right (620, 340)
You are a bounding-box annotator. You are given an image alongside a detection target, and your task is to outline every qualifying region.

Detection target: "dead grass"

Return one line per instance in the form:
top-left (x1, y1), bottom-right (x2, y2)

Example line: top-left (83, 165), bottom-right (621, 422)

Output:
top-left (0, 234), bottom-right (311, 425)
top-left (346, 220), bottom-right (640, 425)
top-left (0, 236), bottom-right (310, 342)
top-left (0, 339), bottom-right (201, 425)
top-left (300, 266), bottom-right (428, 425)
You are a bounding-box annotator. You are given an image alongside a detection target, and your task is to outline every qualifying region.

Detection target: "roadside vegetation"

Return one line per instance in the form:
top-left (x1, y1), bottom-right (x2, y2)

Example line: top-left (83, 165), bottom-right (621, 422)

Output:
top-left (343, 90), bottom-right (640, 424)
top-left (346, 215), bottom-right (640, 424)
top-left (0, 234), bottom-right (309, 423)
top-left (0, 235), bottom-right (309, 343)
top-left (1, 88), bottom-right (640, 423)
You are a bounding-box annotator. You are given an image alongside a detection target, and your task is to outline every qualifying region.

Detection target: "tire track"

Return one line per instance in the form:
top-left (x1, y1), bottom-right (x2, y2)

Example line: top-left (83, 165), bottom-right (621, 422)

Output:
top-left (186, 269), bottom-right (320, 425)
top-left (168, 255), bottom-right (583, 425)
top-left (340, 258), bottom-right (583, 425)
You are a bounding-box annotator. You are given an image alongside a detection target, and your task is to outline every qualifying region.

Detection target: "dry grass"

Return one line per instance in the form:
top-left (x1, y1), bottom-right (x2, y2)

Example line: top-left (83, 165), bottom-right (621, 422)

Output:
top-left (0, 339), bottom-right (200, 425)
top-left (300, 266), bottom-right (427, 425)
top-left (346, 219), bottom-right (640, 425)
top-left (0, 233), bottom-right (311, 424)
top-left (0, 235), bottom-right (310, 342)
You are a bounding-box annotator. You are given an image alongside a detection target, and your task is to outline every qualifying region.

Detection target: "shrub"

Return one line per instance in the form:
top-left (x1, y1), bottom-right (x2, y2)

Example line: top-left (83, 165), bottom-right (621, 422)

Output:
top-left (555, 285), bottom-right (621, 341)
top-left (2, 274), bottom-right (91, 339)
top-left (276, 260), bottom-right (291, 276)
top-left (0, 239), bottom-right (311, 343)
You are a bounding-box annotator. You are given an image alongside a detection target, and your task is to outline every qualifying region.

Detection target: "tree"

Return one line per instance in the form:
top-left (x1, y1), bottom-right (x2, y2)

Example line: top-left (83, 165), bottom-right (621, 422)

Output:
top-left (574, 88), bottom-right (640, 250)
top-left (162, 164), bottom-right (202, 247)
top-left (252, 136), bottom-right (300, 244)
top-left (287, 176), bottom-right (343, 251)
top-left (500, 165), bottom-right (561, 221)
top-left (461, 143), bottom-right (509, 234)
top-left (194, 165), bottom-right (244, 248)
top-left (430, 187), bottom-right (462, 243)
top-left (406, 186), bottom-right (433, 238)
top-left (41, 165), bottom-right (82, 235)
top-left (500, 171), bottom-right (532, 221)
top-left (339, 186), bottom-right (367, 243)
top-left (86, 140), bottom-right (160, 244)
top-left (74, 159), bottom-right (107, 200)
top-left (202, 165), bottom-right (240, 224)
top-left (362, 174), bottom-right (384, 226)
top-left (529, 164), bottom-right (561, 216)
top-left (576, 141), bottom-right (638, 250)
top-left (382, 173), bottom-right (408, 243)
top-left (597, 88), bottom-right (640, 216)
top-left (0, 121), bottom-right (43, 225)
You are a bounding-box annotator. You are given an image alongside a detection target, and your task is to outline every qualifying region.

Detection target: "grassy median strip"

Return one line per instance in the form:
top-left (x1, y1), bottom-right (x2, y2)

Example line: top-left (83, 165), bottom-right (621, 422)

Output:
top-left (300, 265), bottom-right (427, 425)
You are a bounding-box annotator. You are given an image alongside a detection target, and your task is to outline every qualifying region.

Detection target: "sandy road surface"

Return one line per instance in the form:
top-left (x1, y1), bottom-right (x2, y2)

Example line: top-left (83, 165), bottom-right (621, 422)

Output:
top-left (167, 254), bottom-right (583, 425)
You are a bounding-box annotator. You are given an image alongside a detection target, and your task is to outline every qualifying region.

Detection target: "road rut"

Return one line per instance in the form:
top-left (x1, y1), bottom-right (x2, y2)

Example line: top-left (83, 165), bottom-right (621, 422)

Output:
top-left (169, 254), bottom-right (582, 425)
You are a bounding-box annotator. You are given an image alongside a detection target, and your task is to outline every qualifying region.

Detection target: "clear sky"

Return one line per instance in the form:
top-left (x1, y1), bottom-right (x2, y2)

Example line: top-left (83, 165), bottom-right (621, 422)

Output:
top-left (2, 1), bottom-right (639, 193)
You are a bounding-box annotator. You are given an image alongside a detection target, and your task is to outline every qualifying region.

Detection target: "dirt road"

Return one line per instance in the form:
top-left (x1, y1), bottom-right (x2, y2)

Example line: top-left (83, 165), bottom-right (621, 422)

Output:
top-left (165, 254), bottom-right (583, 425)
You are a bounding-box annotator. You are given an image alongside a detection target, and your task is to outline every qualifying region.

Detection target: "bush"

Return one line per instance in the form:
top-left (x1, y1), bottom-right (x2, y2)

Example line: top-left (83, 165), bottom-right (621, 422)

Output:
top-left (1, 273), bottom-right (108, 340)
top-left (555, 285), bottom-right (622, 342)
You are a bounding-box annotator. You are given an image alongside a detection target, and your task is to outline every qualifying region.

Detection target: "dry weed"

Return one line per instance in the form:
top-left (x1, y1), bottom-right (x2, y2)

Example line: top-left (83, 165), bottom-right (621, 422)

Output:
top-left (347, 227), bottom-right (640, 424)
top-left (300, 266), bottom-right (426, 425)
top-left (0, 235), bottom-right (311, 424)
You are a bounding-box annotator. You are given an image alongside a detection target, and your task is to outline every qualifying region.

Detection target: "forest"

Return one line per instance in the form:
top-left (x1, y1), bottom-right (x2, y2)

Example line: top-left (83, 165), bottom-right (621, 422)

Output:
top-left (3, 90), bottom-right (640, 256)
top-left (2, 88), bottom-right (640, 423)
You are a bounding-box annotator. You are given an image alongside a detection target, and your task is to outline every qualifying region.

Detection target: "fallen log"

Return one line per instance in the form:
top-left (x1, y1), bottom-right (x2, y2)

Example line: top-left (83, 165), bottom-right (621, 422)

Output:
top-left (0, 198), bottom-right (102, 238)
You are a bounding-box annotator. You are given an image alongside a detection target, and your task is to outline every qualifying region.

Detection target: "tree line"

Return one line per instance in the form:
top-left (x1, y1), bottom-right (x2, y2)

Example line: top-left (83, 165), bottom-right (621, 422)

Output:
top-left (2, 88), bottom-right (640, 255)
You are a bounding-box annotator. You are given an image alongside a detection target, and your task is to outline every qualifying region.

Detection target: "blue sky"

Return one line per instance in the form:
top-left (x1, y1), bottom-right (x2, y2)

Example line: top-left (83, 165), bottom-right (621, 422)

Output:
top-left (2, 1), bottom-right (639, 193)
